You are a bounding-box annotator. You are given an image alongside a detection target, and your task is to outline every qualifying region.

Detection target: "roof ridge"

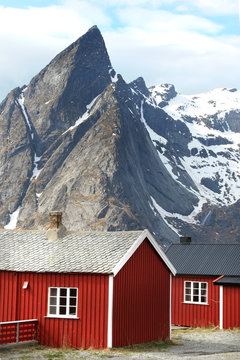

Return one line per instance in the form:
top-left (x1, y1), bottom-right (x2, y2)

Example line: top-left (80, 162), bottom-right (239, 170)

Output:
top-left (169, 243), bottom-right (240, 245)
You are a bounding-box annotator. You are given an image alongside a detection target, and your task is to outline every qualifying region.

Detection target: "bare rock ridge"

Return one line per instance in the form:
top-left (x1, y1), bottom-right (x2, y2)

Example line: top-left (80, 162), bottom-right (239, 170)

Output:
top-left (1, 26), bottom-right (240, 245)
top-left (0, 26), bottom-right (197, 245)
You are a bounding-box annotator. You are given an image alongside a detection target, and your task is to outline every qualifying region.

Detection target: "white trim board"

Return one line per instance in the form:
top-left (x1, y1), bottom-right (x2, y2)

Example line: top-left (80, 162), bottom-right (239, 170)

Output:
top-left (107, 275), bottom-right (114, 348)
top-left (112, 229), bottom-right (176, 276)
top-left (219, 285), bottom-right (223, 330)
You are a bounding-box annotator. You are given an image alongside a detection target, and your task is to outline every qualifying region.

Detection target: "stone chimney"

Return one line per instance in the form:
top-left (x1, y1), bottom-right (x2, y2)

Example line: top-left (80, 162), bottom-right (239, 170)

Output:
top-left (46, 211), bottom-right (66, 241)
top-left (49, 211), bottom-right (62, 229)
top-left (180, 236), bottom-right (191, 244)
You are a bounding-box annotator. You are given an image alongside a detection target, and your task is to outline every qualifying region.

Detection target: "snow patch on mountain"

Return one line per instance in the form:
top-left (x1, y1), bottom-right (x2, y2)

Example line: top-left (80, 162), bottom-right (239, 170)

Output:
top-left (64, 94), bottom-right (100, 134)
top-left (4, 206), bottom-right (21, 229)
top-left (30, 154), bottom-right (42, 180)
top-left (149, 194), bottom-right (206, 233)
top-left (165, 87), bottom-right (240, 119)
top-left (17, 93), bottom-right (34, 139)
top-left (17, 92), bottom-right (43, 180)
top-left (16, 92), bottom-right (43, 223)
top-left (149, 83), bottom-right (177, 106)
top-left (146, 86), bottom-right (240, 227)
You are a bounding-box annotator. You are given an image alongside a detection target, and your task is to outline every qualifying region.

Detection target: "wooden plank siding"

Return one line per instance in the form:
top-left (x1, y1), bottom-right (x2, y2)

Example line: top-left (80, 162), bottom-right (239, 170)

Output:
top-left (171, 275), bottom-right (219, 328)
top-left (0, 271), bottom-right (109, 349)
top-left (223, 285), bottom-right (240, 329)
top-left (112, 239), bottom-right (170, 347)
top-left (0, 271), bottom-right (18, 322)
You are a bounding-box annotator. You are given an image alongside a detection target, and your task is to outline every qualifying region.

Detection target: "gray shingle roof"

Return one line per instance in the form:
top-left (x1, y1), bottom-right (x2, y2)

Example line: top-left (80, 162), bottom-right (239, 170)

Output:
top-left (0, 229), bottom-right (144, 274)
top-left (165, 244), bottom-right (240, 276)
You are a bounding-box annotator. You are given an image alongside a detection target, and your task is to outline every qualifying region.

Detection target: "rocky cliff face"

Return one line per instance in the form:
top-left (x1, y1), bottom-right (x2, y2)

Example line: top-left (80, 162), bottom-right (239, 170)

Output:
top-left (0, 26), bottom-right (195, 245)
top-left (148, 85), bottom-right (240, 243)
top-left (1, 26), bottom-right (240, 245)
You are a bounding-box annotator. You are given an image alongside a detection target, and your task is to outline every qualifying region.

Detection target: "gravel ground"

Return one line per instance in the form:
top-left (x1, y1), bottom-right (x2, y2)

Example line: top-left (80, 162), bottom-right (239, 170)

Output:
top-left (0, 328), bottom-right (240, 360)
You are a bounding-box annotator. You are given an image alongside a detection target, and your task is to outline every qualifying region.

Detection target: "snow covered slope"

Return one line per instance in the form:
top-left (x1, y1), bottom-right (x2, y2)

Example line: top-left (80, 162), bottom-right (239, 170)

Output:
top-left (146, 85), bottom-right (240, 233)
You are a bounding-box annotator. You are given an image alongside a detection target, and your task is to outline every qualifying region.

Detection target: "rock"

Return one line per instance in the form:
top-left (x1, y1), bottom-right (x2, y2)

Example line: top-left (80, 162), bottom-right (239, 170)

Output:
top-left (1, 26), bottom-right (240, 244)
top-left (201, 178), bottom-right (221, 194)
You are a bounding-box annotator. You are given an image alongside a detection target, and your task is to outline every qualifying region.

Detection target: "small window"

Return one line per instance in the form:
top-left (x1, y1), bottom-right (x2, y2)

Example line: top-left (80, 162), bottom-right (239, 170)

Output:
top-left (184, 281), bottom-right (208, 304)
top-left (48, 287), bottom-right (78, 318)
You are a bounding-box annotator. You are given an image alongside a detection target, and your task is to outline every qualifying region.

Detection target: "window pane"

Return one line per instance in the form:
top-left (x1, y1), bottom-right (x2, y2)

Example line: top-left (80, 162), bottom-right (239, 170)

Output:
top-left (185, 282), bottom-right (191, 288)
top-left (185, 295), bottom-right (191, 301)
top-left (50, 288), bottom-right (57, 296)
top-left (60, 306), bottom-right (66, 315)
top-left (70, 298), bottom-right (76, 306)
top-left (60, 288), bottom-right (67, 297)
top-left (193, 296), bottom-right (199, 302)
top-left (201, 296), bottom-right (206, 303)
top-left (70, 289), bottom-right (77, 297)
top-left (193, 289), bottom-right (199, 295)
top-left (193, 283), bottom-right (199, 289)
top-left (60, 297), bottom-right (67, 305)
top-left (49, 306), bottom-right (56, 314)
top-left (69, 307), bottom-right (76, 315)
top-left (201, 289), bottom-right (206, 295)
top-left (50, 297), bottom-right (57, 305)
top-left (201, 283), bottom-right (207, 289)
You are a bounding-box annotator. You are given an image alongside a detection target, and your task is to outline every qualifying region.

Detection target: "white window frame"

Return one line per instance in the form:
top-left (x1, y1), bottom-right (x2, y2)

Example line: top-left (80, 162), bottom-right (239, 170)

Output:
top-left (47, 287), bottom-right (78, 318)
top-left (184, 281), bottom-right (208, 305)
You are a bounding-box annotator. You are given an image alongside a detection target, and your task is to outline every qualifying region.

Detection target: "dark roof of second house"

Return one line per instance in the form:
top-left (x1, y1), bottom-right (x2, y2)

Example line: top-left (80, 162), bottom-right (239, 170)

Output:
top-left (214, 276), bottom-right (240, 285)
top-left (165, 244), bottom-right (240, 276)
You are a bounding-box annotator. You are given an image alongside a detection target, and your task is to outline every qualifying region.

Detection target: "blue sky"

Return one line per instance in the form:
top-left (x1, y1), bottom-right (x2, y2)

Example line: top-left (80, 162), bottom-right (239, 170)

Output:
top-left (0, 0), bottom-right (239, 101)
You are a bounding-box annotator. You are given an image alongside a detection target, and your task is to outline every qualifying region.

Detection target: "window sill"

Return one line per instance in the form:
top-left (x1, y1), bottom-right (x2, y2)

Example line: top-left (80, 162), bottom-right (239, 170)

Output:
top-left (45, 316), bottom-right (79, 319)
top-left (183, 302), bottom-right (209, 306)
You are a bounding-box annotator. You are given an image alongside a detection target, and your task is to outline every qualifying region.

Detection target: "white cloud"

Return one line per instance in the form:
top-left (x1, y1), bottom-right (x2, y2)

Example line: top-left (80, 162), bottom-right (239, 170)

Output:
top-left (0, 3), bottom-right (108, 39)
top-left (117, 8), bottom-right (222, 34)
top-left (104, 25), bottom-right (240, 93)
top-left (187, 0), bottom-right (238, 16)
top-left (86, 0), bottom-right (238, 15)
top-left (0, 1), bottom-right (239, 101)
top-left (0, 2), bottom-right (110, 100)
top-left (85, 0), bottom-right (175, 6)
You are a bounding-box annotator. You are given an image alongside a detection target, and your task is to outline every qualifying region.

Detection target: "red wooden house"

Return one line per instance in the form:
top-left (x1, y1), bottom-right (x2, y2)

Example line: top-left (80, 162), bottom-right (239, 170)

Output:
top-left (0, 212), bottom-right (176, 349)
top-left (165, 237), bottom-right (240, 329)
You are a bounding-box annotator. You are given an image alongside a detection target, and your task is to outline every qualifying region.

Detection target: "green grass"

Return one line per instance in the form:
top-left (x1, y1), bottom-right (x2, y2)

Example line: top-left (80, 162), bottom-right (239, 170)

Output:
top-left (109, 339), bottom-right (176, 353)
top-left (0, 339), bottom-right (176, 357)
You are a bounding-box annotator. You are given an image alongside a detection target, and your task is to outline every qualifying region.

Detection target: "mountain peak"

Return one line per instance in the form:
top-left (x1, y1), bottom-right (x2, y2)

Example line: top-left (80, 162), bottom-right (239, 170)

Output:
top-left (149, 83), bottom-right (177, 107)
top-left (85, 25), bottom-right (100, 33)
top-left (67, 25), bottom-right (105, 53)
top-left (19, 26), bottom-right (113, 154)
top-left (129, 77), bottom-right (149, 97)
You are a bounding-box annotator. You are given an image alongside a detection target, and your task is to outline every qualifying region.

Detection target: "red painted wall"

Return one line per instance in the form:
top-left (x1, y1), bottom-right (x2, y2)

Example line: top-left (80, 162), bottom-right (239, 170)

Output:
top-left (223, 285), bottom-right (240, 329)
top-left (112, 239), bottom-right (170, 347)
top-left (0, 271), bottom-right (18, 322)
top-left (0, 271), bottom-right (109, 349)
top-left (172, 276), bottom-right (219, 327)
